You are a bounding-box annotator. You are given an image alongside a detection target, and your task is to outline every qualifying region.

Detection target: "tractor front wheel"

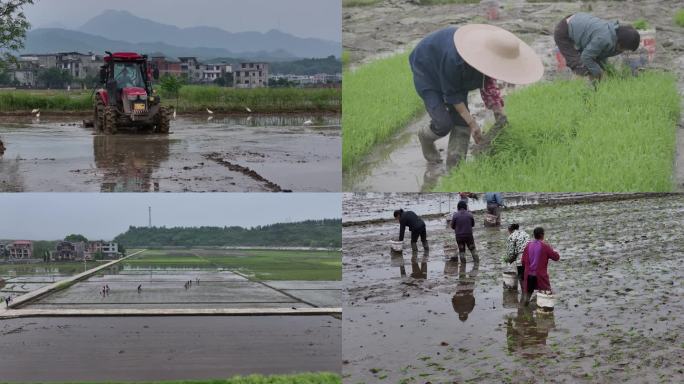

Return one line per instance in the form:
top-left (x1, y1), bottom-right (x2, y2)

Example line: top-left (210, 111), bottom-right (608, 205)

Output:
top-left (104, 106), bottom-right (117, 135)
top-left (93, 97), bottom-right (105, 132)
top-left (156, 106), bottom-right (170, 134)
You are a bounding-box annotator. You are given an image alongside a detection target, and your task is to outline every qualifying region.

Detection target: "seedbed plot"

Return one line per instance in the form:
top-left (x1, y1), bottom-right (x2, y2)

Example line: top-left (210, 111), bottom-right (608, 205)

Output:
top-left (436, 71), bottom-right (680, 191)
top-left (342, 52), bottom-right (423, 172)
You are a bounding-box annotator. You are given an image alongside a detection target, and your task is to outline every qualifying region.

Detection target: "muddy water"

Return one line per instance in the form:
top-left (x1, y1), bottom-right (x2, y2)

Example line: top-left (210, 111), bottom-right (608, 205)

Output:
top-left (343, 0), bottom-right (684, 192)
top-left (0, 114), bottom-right (340, 192)
top-left (343, 195), bottom-right (683, 383)
top-left (0, 316), bottom-right (341, 382)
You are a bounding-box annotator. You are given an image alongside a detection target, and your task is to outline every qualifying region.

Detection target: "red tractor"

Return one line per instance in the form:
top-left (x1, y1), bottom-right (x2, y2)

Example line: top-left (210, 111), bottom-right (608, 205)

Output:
top-left (94, 52), bottom-right (170, 134)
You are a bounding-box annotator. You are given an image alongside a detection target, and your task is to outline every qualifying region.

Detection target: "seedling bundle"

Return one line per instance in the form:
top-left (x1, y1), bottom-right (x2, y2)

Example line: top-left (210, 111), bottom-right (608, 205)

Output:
top-left (436, 71), bottom-right (680, 191)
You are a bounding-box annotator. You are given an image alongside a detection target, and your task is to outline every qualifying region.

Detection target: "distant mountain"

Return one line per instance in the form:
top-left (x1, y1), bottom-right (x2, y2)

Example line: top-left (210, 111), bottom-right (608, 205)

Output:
top-left (78, 10), bottom-right (340, 58)
top-left (22, 28), bottom-right (298, 62)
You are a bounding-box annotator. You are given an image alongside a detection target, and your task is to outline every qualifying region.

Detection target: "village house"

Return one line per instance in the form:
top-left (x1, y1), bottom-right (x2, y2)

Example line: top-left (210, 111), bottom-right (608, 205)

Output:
top-left (150, 55), bottom-right (182, 77)
top-left (52, 241), bottom-right (88, 261)
top-left (86, 241), bottom-right (120, 259)
top-left (12, 52), bottom-right (104, 88)
top-left (6, 240), bottom-right (34, 261)
top-left (234, 62), bottom-right (269, 88)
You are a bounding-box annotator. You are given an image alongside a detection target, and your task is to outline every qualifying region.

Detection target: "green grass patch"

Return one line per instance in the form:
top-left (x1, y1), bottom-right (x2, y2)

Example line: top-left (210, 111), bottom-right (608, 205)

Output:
top-left (123, 248), bottom-right (341, 281)
top-left (0, 87), bottom-right (340, 113)
top-left (435, 71), bottom-right (680, 191)
top-left (41, 372), bottom-right (341, 384)
top-left (170, 86), bottom-right (340, 113)
top-left (674, 9), bottom-right (684, 27)
top-left (0, 90), bottom-right (91, 112)
top-left (342, 51), bottom-right (423, 171)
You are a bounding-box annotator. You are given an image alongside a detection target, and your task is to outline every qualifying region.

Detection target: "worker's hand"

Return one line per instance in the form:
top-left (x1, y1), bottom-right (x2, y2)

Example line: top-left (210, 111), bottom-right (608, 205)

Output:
top-left (468, 120), bottom-right (483, 144)
top-left (494, 111), bottom-right (509, 128)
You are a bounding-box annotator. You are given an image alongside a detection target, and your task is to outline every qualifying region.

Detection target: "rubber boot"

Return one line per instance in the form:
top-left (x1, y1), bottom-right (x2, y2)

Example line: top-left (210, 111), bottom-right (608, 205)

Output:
top-left (422, 240), bottom-right (429, 250)
top-left (418, 124), bottom-right (442, 163)
top-left (471, 249), bottom-right (480, 263)
top-left (446, 125), bottom-right (470, 168)
top-left (459, 251), bottom-right (466, 264)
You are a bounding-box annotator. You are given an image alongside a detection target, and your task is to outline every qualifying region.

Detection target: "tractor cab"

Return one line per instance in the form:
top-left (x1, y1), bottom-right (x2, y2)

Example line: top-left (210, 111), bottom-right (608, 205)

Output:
top-left (93, 52), bottom-right (169, 135)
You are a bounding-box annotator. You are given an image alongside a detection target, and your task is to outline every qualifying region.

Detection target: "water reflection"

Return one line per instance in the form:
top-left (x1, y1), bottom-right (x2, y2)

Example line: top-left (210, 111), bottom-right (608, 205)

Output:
top-left (390, 249), bottom-right (406, 277)
top-left (410, 249), bottom-right (428, 279)
top-left (505, 305), bottom-right (556, 358)
top-left (205, 115), bottom-right (340, 127)
top-left (451, 262), bottom-right (479, 322)
top-left (93, 134), bottom-right (171, 192)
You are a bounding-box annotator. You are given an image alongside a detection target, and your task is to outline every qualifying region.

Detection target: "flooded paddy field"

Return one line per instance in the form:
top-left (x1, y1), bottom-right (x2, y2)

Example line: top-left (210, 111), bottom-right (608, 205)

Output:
top-left (19, 248), bottom-right (341, 310)
top-left (0, 114), bottom-right (340, 192)
top-left (342, 194), bottom-right (683, 383)
top-left (0, 261), bottom-right (107, 297)
top-left (0, 315), bottom-right (341, 382)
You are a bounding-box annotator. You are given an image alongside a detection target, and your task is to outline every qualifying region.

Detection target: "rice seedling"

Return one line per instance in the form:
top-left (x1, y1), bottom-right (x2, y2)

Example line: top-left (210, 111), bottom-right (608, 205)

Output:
top-left (342, 51), bottom-right (423, 171)
top-left (674, 9), bottom-right (684, 27)
top-left (632, 18), bottom-right (650, 30)
top-left (435, 71), bottom-right (680, 192)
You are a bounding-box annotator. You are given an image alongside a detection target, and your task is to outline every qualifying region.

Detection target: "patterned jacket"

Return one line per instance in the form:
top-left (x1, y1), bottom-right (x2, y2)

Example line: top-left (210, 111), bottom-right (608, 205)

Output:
top-left (504, 230), bottom-right (530, 266)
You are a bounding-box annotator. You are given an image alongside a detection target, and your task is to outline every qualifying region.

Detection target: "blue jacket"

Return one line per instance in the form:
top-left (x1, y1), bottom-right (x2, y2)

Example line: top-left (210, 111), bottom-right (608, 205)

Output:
top-left (409, 27), bottom-right (485, 106)
top-left (568, 13), bottom-right (620, 76)
top-left (485, 192), bottom-right (504, 206)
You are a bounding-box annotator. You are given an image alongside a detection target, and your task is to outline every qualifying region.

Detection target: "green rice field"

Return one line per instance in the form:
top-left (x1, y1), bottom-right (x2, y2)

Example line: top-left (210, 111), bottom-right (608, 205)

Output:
top-left (124, 248), bottom-right (341, 281)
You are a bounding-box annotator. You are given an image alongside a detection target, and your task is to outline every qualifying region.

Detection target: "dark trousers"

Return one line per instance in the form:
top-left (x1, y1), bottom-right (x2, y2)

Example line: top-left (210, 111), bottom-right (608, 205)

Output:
top-left (527, 275), bottom-right (538, 293)
top-left (422, 90), bottom-right (469, 137)
top-left (554, 16), bottom-right (590, 76)
top-left (410, 226), bottom-right (427, 243)
top-left (516, 265), bottom-right (524, 280)
top-left (456, 234), bottom-right (476, 253)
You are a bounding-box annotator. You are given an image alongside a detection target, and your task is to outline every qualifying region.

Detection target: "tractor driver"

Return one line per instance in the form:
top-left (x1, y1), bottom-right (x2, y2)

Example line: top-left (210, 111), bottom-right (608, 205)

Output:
top-left (116, 66), bottom-right (138, 88)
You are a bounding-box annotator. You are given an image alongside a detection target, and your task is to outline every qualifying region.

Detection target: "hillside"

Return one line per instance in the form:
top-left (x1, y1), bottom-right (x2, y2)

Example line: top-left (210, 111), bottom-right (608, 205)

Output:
top-left (113, 219), bottom-right (341, 248)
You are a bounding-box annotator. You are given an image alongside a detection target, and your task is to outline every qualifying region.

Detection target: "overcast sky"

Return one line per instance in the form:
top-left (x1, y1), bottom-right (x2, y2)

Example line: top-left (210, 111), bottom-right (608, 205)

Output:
top-left (24, 0), bottom-right (341, 42)
top-left (0, 193), bottom-right (341, 240)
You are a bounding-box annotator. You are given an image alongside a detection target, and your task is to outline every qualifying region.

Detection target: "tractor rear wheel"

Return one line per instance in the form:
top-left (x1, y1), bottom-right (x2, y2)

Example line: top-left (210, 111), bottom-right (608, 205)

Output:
top-left (93, 97), bottom-right (105, 132)
top-left (104, 106), bottom-right (117, 135)
top-left (156, 106), bottom-right (170, 134)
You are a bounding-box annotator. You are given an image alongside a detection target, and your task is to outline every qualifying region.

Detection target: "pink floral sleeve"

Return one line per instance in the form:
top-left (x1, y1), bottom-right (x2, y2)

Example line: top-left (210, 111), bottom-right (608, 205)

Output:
top-left (480, 77), bottom-right (504, 110)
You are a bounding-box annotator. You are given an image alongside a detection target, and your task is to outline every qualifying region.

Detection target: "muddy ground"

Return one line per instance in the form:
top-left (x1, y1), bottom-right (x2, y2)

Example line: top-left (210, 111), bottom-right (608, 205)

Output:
top-left (23, 268), bottom-right (340, 309)
top-left (342, 194), bottom-right (683, 383)
top-left (0, 315), bottom-right (341, 382)
top-left (343, 0), bottom-right (684, 191)
top-left (0, 114), bottom-right (340, 192)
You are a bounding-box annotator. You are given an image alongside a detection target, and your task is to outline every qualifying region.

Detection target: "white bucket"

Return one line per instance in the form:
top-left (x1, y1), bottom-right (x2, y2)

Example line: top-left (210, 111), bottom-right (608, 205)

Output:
top-left (536, 291), bottom-right (556, 310)
top-left (502, 271), bottom-right (517, 289)
top-left (388, 240), bottom-right (403, 252)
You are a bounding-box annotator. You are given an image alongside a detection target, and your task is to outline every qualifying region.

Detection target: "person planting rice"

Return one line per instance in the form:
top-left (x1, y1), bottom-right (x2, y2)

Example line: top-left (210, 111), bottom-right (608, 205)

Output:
top-left (450, 201), bottom-right (479, 263)
top-left (485, 192), bottom-right (505, 226)
top-left (522, 227), bottom-right (560, 305)
top-left (409, 24), bottom-right (544, 168)
top-left (394, 209), bottom-right (428, 251)
top-left (554, 13), bottom-right (640, 80)
top-left (503, 223), bottom-right (530, 290)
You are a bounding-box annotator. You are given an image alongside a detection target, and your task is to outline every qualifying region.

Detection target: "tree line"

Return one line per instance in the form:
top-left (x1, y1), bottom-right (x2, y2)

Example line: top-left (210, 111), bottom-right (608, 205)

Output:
top-left (113, 219), bottom-right (342, 248)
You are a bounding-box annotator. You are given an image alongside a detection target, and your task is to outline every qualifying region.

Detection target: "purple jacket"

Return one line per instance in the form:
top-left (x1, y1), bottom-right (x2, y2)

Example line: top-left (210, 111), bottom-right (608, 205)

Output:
top-left (451, 210), bottom-right (475, 237)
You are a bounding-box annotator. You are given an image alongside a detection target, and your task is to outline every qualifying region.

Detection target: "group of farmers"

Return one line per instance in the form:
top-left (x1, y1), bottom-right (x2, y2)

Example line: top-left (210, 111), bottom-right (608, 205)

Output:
top-left (409, 13), bottom-right (641, 168)
top-left (393, 193), bottom-right (560, 305)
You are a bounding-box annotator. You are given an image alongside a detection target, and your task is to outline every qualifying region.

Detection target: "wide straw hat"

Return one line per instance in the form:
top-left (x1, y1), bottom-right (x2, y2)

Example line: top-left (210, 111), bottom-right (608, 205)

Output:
top-left (454, 24), bottom-right (544, 84)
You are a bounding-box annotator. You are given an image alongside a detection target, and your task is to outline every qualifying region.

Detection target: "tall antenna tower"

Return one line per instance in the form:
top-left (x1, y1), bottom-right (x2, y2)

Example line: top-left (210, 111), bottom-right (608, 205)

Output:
top-left (148, 206), bottom-right (152, 227)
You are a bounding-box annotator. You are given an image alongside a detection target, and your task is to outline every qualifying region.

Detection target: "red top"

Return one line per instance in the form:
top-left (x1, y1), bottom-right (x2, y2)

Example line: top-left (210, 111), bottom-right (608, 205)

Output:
top-left (521, 240), bottom-right (560, 293)
top-left (104, 52), bottom-right (144, 62)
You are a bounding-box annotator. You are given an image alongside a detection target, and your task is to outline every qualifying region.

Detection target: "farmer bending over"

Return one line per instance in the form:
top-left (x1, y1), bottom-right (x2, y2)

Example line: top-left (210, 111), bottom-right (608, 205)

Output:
top-left (522, 227), bottom-right (560, 305)
top-left (409, 24), bottom-right (543, 167)
top-left (485, 192), bottom-right (505, 226)
top-left (503, 223), bottom-right (530, 290)
top-left (554, 13), bottom-right (640, 80)
top-left (394, 209), bottom-right (428, 251)
top-left (450, 201), bottom-right (479, 263)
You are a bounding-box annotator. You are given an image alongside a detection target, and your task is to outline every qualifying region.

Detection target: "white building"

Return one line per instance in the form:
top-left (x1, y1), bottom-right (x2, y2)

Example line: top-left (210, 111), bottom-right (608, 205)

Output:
top-left (234, 62), bottom-right (269, 88)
